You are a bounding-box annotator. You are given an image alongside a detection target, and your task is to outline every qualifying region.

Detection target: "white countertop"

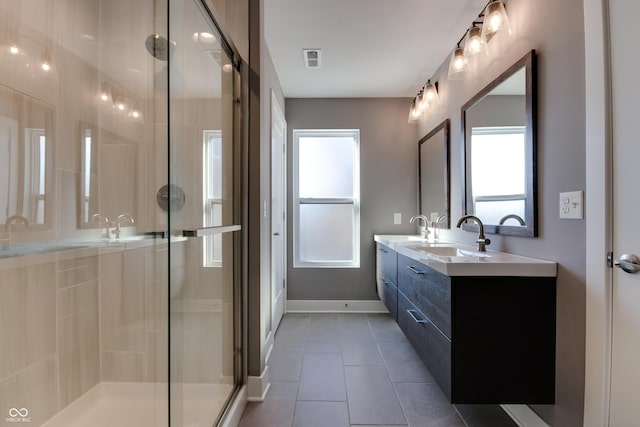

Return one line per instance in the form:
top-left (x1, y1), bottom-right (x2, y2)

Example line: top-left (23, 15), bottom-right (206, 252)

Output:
top-left (374, 234), bottom-right (557, 277)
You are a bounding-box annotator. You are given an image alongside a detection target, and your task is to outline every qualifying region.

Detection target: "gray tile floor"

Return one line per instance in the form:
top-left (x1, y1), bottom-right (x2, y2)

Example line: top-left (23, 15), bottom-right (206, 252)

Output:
top-left (239, 313), bottom-right (474, 427)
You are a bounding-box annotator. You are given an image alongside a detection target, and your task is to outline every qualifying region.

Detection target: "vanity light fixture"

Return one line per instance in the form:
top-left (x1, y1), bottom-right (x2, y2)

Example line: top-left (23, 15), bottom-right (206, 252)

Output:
top-left (407, 99), bottom-right (422, 124)
top-left (464, 25), bottom-right (488, 57)
top-left (192, 31), bottom-right (216, 44)
top-left (447, 45), bottom-right (468, 80)
top-left (408, 80), bottom-right (439, 124)
top-left (129, 107), bottom-right (141, 120)
top-left (99, 83), bottom-right (112, 104)
top-left (424, 80), bottom-right (439, 105)
top-left (416, 89), bottom-right (428, 111)
top-left (481, 0), bottom-right (511, 42)
top-left (407, 0), bottom-right (512, 121)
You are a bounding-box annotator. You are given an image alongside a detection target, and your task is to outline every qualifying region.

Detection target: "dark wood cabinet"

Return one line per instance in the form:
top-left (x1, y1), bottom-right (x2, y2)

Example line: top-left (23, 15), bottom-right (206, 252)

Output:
top-left (376, 243), bottom-right (398, 320)
top-left (378, 248), bottom-right (556, 404)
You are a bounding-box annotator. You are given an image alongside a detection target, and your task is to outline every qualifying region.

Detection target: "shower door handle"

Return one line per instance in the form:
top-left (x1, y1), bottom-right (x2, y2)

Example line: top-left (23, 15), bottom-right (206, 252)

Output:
top-left (182, 225), bottom-right (241, 237)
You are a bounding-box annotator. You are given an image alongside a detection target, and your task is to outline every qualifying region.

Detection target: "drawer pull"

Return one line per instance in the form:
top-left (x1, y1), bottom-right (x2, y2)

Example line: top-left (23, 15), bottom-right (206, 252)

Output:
top-left (406, 265), bottom-right (424, 275)
top-left (407, 309), bottom-right (428, 324)
top-left (379, 248), bottom-right (389, 253)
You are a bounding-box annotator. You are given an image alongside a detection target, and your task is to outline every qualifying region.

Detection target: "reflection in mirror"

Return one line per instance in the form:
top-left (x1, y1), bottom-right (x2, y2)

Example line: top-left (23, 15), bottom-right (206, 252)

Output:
top-left (462, 50), bottom-right (537, 237)
top-left (418, 119), bottom-right (450, 229)
top-left (0, 84), bottom-right (53, 232)
top-left (79, 124), bottom-right (139, 229)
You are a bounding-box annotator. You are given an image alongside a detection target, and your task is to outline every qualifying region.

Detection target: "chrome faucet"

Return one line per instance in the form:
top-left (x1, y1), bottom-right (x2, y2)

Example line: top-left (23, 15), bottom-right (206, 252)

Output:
top-left (111, 213), bottom-right (135, 239)
top-left (499, 214), bottom-right (525, 225)
top-left (91, 213), bottom-right (111, 238)
top-left (410, 214), bottom-right (430, 239)
top-left (3, 214), bottom-right (31, 232)
top-left (456, 215), bottom-right (491, 252)
top-left (431, 214), bottom-right (448, 241)
top-left (435, 214), bottom-right (448, 224)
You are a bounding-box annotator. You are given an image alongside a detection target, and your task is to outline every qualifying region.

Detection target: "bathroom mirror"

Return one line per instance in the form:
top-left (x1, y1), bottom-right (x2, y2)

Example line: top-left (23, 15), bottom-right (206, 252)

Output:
top-left (79, 124), bottom-right (140, 229)
top-left (461, 50), bottom-right (537, 237)
top-left (418, 119), bottom-right (450, 228)
top-left (0, 84), bottom-right (54, 231)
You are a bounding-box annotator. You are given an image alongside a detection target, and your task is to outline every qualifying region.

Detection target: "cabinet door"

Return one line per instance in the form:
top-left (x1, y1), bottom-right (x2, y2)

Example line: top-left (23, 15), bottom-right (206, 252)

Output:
top-left (381, 279), bottom-right (398, 320)
top-left (397, 291), bottom-right (452, 400)
top-left (397, 254), bottom-right (451, 338)
top-left (377, 243), bottom-right (397, 284)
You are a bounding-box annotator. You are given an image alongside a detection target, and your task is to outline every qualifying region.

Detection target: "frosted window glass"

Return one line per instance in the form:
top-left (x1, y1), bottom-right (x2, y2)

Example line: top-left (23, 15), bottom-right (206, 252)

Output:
top-left (471, 131), bottom-right (525, 196)
top-left (299, 136), bottom-right (354, 198)
top-left (299, 204), bottom-right (354, 262)
top-left (475, 200), bottom-right (526, 225)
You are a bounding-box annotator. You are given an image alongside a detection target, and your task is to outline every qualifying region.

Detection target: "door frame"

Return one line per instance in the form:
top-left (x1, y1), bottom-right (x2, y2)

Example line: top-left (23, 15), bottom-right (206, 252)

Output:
top-left (270, 91), bottom-right (287, 330)
top-left (583, 0), bottom-right (614, 425)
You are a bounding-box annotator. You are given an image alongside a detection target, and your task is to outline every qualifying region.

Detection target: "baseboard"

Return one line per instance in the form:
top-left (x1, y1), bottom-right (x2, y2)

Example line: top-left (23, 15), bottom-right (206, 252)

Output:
top-left (246, 365), bottom-right (270, 402)
top-left (220, 385), bottom-right (247, 427)
top-left (286, 299), bottom-right (388, 313)
top-left (501, 405), bottom-right (550, 427)
top-left (264, 330), bottom-right (275, 364)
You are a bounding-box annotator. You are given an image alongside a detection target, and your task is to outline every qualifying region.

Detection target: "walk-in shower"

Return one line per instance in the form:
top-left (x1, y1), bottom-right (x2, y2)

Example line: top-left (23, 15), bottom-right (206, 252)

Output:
top-left (0, 0), bottom-right (243, 426)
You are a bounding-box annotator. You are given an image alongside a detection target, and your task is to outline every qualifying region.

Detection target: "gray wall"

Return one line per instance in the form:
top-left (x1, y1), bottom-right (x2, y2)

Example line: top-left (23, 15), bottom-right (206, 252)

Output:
top-left (285, 98), bottom-right (416, 300)
top-left (417, 0), bottom-right (586, 426)
top-left (247, 0), bottom-right (285, 378)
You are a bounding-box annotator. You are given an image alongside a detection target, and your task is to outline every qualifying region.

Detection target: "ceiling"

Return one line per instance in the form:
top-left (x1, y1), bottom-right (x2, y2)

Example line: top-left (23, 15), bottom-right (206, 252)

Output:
top-left (264, 0), bottom-right (489, 98)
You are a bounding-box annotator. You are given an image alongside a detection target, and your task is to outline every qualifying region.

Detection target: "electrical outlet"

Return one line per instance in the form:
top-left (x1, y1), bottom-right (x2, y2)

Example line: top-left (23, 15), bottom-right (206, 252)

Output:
top-left (394, 213), bottom-right (402, 225)
top-left (559, 191), bottom-right (583, 219)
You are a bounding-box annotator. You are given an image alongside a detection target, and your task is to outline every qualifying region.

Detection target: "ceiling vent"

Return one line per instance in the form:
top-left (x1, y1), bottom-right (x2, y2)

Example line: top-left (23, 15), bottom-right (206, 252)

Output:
top-left (303, 49), bottom-right (322, 68)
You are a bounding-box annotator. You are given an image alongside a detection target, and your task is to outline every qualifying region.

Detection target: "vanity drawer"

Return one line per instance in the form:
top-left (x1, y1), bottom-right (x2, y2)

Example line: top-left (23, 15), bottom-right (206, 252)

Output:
top-left (380, 278), bottom-right (398, 320)
top-left (398, 291), bottom-right (451, 400)
top-left (377, 243), bottom-right (397, 285)
top-left (397, 254), bottom-right (451, 338)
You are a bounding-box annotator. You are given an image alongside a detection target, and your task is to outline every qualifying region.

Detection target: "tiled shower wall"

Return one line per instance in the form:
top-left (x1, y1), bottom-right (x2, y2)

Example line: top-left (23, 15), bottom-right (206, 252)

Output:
top-left (0, 242), bottom-right (179, 426)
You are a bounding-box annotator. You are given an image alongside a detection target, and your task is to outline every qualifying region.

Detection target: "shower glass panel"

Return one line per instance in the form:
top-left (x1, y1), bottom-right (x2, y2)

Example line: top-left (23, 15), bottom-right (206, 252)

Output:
top-left (168, 0), bottom-right (241, 426)
top-left (0, 0), bottom-right (241, 425)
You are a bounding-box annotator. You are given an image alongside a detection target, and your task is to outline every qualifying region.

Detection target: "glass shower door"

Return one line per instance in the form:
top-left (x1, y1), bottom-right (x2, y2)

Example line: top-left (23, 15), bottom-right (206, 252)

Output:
top-left (167, 0), bottom-right (241, 426)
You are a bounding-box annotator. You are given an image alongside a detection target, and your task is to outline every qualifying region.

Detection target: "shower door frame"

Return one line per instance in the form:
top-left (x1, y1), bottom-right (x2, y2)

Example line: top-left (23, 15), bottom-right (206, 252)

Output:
top-left (166, 0), bottom-right (246, 425)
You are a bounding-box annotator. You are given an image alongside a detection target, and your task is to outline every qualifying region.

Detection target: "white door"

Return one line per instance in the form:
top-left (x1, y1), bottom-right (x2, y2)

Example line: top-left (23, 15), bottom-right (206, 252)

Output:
top-left (271, 94), bottom-right (286, 332)
top-left (609, 1), bottom-right (640, 425)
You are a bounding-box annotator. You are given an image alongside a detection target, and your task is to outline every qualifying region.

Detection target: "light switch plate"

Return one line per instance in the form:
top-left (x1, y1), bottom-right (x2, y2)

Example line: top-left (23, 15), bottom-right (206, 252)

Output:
top-left (394, 213), bottom-right (402, 225)
top-left (559, 191), bottom-right (583, 219)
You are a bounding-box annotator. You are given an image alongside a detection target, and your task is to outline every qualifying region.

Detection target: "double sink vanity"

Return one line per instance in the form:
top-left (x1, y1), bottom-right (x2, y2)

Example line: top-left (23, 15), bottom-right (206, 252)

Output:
top-left (374, 234), bottom-right (557, 404)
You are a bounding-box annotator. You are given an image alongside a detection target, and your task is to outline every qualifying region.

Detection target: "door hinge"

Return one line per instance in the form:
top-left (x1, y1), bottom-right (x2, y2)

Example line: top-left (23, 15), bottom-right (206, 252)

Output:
top-left (607, 251), bottom-right (614, 268)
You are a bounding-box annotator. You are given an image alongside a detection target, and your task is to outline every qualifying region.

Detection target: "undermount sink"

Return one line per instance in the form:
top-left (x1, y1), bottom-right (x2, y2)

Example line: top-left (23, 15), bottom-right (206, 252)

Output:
top-left (411, 246), bottom-right (491, 259)
top-left (374, 234), bottom-right (557, 277)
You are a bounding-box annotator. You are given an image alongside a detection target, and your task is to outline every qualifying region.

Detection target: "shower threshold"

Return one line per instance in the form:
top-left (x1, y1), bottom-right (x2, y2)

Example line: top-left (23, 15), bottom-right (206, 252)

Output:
top-left (42, 382), bottom-right (233, 427)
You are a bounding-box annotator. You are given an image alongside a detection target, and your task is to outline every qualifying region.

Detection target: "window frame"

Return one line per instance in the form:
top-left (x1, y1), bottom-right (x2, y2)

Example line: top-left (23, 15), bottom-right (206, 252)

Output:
top-left (292, 129), bottom-right (360, 268)
top-left (203, 129), bottom-right (223, 268)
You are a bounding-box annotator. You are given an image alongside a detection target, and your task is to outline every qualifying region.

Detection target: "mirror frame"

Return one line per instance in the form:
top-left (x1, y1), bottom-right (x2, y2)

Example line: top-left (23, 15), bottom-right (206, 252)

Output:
top-left (418, 118), bottom-right (450, 229)
top-left (461, 50), bottom-right (537, 237)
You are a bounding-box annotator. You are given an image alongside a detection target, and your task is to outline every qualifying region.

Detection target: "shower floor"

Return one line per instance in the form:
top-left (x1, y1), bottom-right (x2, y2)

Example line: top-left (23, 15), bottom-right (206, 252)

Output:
top-left (42, 382), bottom-right (233, 427)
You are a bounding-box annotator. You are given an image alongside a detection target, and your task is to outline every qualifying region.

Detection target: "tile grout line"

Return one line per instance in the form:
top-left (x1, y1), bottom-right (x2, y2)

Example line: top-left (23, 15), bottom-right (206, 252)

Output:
top-left (367, 313), bottom-right (410, 427)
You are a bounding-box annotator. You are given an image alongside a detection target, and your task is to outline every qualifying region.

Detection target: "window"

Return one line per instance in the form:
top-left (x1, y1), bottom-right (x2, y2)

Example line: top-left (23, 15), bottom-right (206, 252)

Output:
top-left (203, 130), bottom-right (222, 267)
top-left (293, 129), bottom-right (360, 268)
top-left (470, 126), bottom-right (526, 224)
top-left (25, 128), bottom-right (46, 224)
